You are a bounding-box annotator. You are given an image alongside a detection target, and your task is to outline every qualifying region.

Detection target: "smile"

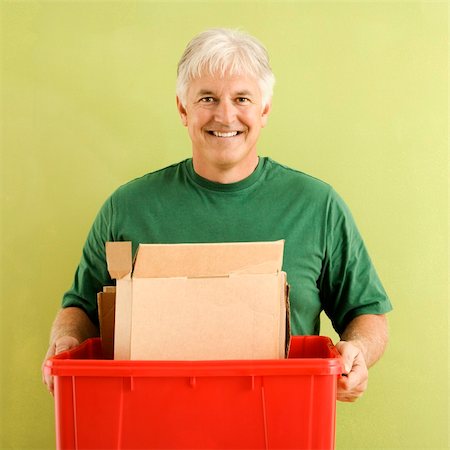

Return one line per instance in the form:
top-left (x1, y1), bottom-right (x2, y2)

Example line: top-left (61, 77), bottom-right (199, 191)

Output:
top-left (207, 131), bottom-right (243, 138)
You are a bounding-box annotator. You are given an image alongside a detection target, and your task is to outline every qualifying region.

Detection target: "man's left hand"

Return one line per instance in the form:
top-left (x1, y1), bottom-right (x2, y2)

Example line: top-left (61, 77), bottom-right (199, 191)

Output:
top-left (335, 340), bottom-right (368, 402)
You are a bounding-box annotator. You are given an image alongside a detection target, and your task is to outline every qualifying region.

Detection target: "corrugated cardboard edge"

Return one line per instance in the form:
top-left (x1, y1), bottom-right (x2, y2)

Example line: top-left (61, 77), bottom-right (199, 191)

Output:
top-left (114, 279), bottom-right (132, 360)
top-left (284, 282), bottom-right (291, 357)
top-left (278, 271), bottom-right (290, 358)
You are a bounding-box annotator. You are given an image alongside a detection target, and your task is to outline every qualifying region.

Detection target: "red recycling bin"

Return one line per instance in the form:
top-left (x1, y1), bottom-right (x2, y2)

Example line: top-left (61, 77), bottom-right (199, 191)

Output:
top-left (45, 335), bottom-right (342, 450)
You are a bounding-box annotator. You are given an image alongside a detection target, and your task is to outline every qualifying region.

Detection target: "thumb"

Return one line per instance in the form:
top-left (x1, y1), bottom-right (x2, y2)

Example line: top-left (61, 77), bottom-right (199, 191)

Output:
top-left (54, 336), bottom-right (80, 355)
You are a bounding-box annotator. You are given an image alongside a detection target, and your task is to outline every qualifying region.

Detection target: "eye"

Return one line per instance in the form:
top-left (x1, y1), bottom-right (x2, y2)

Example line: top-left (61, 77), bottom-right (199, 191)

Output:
top-left (236, 97), bottom-right (250, 104)
top-left (199, 97), bottom-right (216, 103)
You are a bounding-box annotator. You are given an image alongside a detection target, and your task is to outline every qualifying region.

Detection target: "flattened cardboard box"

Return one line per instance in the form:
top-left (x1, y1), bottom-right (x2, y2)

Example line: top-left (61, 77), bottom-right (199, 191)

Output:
top-left (105, 240), bottom-right (289, 360)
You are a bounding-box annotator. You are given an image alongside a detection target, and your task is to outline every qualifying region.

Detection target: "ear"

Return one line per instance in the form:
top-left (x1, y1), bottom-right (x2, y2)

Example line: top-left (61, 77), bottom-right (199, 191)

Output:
top-left (176, 96), bottom-right (188, 127)
top-left (260, 99), bottom-right (272, 128)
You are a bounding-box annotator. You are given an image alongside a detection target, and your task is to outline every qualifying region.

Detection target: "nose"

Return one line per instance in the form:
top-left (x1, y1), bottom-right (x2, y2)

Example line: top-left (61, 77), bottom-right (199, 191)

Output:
top-left (214, 99), bottom-right (236, 125)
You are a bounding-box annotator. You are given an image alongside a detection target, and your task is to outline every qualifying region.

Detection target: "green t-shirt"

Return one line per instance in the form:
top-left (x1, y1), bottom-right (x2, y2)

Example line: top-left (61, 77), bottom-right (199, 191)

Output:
top-left (62, 157), bottom-right (392, 335)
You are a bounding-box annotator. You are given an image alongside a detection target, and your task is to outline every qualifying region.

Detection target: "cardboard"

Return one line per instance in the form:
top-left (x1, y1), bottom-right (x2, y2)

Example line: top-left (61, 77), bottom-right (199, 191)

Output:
top-left (97, 287), bottom-right (116, 359)
top-left (105, 241), bottom-right (289, 361)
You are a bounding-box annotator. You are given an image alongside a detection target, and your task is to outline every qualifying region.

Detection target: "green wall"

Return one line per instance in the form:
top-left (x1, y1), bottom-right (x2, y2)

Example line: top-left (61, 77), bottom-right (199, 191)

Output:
top-left (1, 2), bottom-right (448, 449)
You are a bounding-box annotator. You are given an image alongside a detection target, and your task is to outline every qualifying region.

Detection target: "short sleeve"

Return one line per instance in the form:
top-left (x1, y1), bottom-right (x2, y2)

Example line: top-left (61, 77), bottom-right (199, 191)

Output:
top-left (319, 189), bottom-right (392, 335)
top-left (61, 195), bottom-right (115, 325)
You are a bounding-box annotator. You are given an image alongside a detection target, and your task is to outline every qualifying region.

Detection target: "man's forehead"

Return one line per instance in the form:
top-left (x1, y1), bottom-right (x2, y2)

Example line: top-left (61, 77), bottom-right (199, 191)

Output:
top-left (189, 73), bottom-right (260, 96)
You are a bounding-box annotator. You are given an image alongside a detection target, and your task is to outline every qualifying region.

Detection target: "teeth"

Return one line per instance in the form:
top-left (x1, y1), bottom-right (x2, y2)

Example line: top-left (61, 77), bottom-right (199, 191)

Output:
top-left (211, 131), bottom-right (238, 137)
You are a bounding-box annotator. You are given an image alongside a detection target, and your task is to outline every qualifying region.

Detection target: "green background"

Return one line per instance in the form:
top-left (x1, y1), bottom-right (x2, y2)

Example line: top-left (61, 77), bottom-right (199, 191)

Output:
top-left (1, 1), bottom-right (448, 449)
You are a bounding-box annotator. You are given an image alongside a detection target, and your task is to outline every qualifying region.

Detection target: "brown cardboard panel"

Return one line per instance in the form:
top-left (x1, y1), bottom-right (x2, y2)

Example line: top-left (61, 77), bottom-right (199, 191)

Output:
top-left (97, 291), bottom-right (116, 359)
top-left (133, 241), bottom-right (284, 278)
top-left (106, 241), bottom-right (132, 280)
top-left (130, 274), bottom-right (284, 360)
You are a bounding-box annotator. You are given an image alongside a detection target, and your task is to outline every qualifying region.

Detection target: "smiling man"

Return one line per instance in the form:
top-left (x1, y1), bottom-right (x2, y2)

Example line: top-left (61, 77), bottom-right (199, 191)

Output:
top-left (43, 28), bottom-right (392, 402)
top-left (177, 73), bottom-right (270, 183)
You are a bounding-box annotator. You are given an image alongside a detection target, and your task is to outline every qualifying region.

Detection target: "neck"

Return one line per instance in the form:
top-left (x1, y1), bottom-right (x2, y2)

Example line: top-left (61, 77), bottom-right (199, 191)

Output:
top-left (192, 156), bottom-right (259, 184)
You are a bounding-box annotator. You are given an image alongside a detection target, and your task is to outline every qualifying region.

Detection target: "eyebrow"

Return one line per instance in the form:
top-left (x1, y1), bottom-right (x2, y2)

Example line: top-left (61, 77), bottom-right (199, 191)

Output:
top-left (196, 89), bottom-right (254, 97)
top-left (197, 90), bottom-right (215, 97)
top-left (235, 90), bottom-right (253, 97)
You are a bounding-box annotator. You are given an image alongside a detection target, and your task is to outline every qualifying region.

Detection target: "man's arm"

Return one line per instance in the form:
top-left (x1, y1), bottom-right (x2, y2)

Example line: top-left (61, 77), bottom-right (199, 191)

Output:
top-left (335, 313), bottom-right (389, 402)
top-left (42, 307), bottom-right (99, 394)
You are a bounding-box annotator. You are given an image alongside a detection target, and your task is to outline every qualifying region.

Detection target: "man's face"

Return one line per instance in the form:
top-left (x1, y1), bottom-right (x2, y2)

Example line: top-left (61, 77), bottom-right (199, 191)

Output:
top-left (177, 72), bottom-right (271, 180)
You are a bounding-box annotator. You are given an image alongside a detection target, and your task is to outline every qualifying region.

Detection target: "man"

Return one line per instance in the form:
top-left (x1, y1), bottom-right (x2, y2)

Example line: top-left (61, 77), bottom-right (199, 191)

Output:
top-left (43, 28), bottom-right (392, 401)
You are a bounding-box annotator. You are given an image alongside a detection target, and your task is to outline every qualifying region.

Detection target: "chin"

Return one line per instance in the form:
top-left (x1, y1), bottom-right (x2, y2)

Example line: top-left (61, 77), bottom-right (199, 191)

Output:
top-left (211, 149), bottom-right (246, 163)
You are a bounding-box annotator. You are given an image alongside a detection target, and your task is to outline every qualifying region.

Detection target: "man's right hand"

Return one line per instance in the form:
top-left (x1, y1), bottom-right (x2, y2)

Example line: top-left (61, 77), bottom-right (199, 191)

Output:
top-left (42, 307), bottom-right (99, 395)
top-left (42, 335), bottom-right (80, 395)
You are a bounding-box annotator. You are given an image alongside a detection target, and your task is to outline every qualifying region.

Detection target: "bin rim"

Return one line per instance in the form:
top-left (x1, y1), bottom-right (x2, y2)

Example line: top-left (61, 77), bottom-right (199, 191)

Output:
top-left (45, 336), bottom-right (343, 377)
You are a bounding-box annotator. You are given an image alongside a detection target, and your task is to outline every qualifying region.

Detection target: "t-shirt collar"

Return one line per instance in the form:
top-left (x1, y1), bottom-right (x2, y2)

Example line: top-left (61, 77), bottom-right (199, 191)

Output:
top-left (185, 157), bottom-right (265, 192)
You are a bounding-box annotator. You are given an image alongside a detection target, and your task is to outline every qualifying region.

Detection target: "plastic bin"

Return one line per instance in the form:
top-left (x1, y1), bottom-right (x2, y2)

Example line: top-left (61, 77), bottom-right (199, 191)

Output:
top-left (45, 336), bottom-right (342, 450)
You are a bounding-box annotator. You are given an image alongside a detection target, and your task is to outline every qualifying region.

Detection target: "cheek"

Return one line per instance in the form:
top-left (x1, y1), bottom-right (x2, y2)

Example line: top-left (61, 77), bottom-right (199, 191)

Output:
top-left (188, 119), bottom-right (207, 140)
top-left (241, 110), bottom-right (263, 128)
top-left (189, 111), bottom-right (211, 131)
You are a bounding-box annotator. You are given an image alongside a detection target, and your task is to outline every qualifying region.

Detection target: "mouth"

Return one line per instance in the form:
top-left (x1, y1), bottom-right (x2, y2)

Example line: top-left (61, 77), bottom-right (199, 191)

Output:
top-left (207, 130), bottom-right (244, 138)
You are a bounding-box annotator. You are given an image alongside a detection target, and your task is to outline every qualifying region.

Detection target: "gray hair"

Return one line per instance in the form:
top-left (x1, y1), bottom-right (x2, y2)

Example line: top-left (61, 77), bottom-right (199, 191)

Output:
top-left (176, 28), bottom-right (275, 107)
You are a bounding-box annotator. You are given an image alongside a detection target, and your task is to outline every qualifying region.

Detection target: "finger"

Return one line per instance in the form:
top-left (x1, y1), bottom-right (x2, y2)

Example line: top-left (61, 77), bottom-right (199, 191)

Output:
top-left (42, 344), bottom-right (56, 394)
top-left (338, 373), bottom-right (367, 394)
top-left (337, 388), bottom-right (366, 402)
top-left (45, 373), bottom-right (54, 396)
top-left (336, 359), bottom-right (368, 402)
top-left (335, 341), bottom-right (358, 375)
top-left (344, 365), bottom-right (366, 389)
top-left (41, 362), bottom-right (54, 395)
top-left (337, 380), bottom-right (366, 402)
top-left (337, 368), bottom-right (368, 400)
